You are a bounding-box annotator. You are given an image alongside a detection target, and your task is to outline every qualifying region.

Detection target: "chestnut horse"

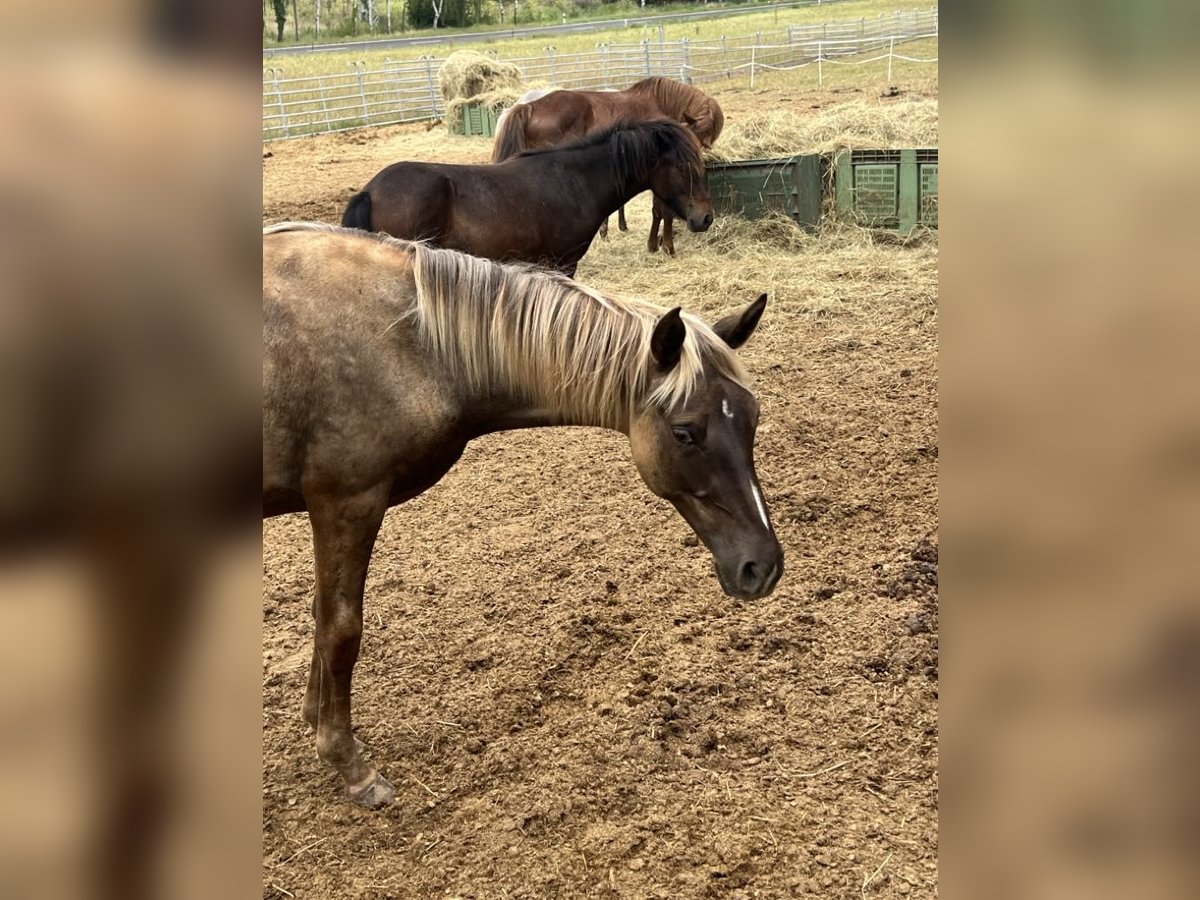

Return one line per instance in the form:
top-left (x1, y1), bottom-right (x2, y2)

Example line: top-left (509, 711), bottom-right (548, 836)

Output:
top-left (263, 222), bottom-right (782, 807)
top-left (491, 77), bottom-right (725, 256)
top-left (343, 120), bottom-right (711, 276)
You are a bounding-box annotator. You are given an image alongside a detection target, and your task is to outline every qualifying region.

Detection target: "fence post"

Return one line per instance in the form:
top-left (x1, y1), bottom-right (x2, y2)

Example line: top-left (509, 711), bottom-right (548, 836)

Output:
top-left (545, 46), bottom-right (557, 84)
top-left (386, 59), bottom-right (406, 122)
top-left (681, 37), bottom-right (691, 84)
top-left (318, 73), bottom-right (333, 129)
top-left (598, 42), bottom-right (610, 89)
top-left (750, 42), bottom-right (756, 88)
top-left (642, 39), bottom-right (651, 77)
top-left (888, 35), bottom-right (895, 80)
top-left (353, 61), bottom-right (369, 124)
top-left (420, 55), bottom-right (439, 117)
top-left (722, 35), bottom-right (729, 78)
top-left (270, 67), bottom-right (290, 139)
top-left (817, 41), bottom-right (823, 86)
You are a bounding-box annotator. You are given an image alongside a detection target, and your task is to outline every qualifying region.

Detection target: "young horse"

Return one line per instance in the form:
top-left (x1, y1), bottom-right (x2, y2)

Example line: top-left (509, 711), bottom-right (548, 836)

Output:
top-left (491, 77), bottom-right (725, 255)
top-left (264, 222), bottom-right (783, 808)
top-left (342, 120), bottom-right (712, 277)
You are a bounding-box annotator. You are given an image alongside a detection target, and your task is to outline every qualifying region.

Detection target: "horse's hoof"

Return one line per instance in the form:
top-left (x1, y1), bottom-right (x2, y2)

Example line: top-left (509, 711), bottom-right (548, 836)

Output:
top-left (347, 772), bottom-right (395, 809)
top-left (618, 223), bottom-right (629, 232)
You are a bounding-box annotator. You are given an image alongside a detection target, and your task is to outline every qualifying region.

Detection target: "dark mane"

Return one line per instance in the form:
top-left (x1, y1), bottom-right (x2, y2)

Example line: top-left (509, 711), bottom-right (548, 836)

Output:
top-left (513, 119), bottom-right (704, 192)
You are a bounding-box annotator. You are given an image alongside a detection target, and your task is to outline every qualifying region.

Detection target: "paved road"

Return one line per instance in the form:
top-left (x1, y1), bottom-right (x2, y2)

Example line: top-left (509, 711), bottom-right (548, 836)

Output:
top-left (263, 0), bottom-right (846, 56)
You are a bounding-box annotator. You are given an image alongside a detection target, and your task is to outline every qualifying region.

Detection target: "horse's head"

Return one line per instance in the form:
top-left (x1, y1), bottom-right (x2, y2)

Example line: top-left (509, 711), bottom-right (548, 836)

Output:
top-left (646, 122), bottom-right (713, 233)
top-left (628, 294), bottom-right (782, 600)
top-left (682, 98), bottom-right (725, 149)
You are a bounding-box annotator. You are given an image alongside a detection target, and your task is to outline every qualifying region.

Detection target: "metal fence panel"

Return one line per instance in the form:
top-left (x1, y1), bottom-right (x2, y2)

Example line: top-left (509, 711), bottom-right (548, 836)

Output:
top-left (263, 8), bottom-right (938, 141)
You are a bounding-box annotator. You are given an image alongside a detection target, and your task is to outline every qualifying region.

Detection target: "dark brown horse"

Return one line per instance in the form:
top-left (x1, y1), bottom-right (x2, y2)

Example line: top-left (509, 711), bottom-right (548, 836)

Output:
top-left (492, 78), bottom-right (725, 256)
top-left (342, 120), bottom-right (712, 276)
top-left (263, 222), bottom-right (782, 808)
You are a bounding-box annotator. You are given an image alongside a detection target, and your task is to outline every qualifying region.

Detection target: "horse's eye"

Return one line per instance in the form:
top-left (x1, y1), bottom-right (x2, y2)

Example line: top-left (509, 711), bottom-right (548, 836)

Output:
top-left (672, 426), bottom-right (695, 446)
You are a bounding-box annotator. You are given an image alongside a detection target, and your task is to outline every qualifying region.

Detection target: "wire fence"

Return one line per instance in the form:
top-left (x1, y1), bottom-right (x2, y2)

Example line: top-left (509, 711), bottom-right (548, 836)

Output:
top-left (263, 7), bottom-right (938, 141)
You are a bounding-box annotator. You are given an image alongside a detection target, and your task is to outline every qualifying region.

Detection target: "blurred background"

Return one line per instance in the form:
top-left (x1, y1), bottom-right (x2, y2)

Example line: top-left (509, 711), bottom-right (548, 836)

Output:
top-left (2, 0), bottom-right (1200, 896)
top-left (943, 1), bottom-right (1200, 898)
top-left (0, 3), bottom-right (262, 898)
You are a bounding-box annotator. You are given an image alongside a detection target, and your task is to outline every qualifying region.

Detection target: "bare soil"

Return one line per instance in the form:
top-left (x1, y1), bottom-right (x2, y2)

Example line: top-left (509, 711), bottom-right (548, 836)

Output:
top-left (263, 77), bottom-right (938, 899)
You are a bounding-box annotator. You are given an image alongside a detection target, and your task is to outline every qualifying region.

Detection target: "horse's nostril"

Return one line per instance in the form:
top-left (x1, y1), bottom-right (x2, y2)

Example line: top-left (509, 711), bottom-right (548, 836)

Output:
top-left (739, 560), bottom-right (759, 587)
top-left (703, 213), bottom-right (713, 227)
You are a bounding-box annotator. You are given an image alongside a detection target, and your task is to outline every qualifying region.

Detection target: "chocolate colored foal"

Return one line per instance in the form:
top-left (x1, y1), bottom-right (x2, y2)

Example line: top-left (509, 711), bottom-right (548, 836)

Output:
top-left (263, 223), bottom-right (781, 807)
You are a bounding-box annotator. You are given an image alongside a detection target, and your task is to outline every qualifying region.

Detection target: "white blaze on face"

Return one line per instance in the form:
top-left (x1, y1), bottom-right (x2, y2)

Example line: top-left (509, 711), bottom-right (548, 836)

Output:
top-left (724, 394), bottom-right (769, 530)
top-left (751, 481), bottom-right (770, 530)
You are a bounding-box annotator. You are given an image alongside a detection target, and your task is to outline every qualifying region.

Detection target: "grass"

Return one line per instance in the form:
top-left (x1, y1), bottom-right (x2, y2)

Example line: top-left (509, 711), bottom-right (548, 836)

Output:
top-left (264, 0), bottom-right (936, 78)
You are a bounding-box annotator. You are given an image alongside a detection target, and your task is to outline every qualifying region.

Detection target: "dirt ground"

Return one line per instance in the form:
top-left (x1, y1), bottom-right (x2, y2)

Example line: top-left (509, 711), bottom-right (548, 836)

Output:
top-left (263, 75), bottom-right (938, 898)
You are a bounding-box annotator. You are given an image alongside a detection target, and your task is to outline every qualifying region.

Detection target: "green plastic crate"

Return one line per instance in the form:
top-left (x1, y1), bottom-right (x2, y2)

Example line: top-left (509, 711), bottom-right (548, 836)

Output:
top-left (452, 103), bottom-right (506, 138)
top-left (834, 149), bottom-right (938, 232)
top-left (918, 150), bottom-right (938, 228)
top-left (706, 155), bottom-right (823, 229)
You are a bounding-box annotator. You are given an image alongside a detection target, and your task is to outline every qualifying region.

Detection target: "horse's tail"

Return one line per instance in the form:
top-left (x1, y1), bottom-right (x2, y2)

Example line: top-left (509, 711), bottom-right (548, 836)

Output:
top-left (491, 102), bottom-right (533, 163)
top-left (341, 191), bottom-right (372, 231)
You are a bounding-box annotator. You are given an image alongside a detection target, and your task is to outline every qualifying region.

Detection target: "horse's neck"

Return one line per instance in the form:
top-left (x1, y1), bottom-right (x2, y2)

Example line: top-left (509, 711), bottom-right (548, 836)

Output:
top-left (453, 287), bottom-right (636, 437)
top-left (567, 142), bottom-right (651, 213)
top-left (464, 400), bottom-right (626, 437)
top-left (634, 82), bottom-right (673, 116)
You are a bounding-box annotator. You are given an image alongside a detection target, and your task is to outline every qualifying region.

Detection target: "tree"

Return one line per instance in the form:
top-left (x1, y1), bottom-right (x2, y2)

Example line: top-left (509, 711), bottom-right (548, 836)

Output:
top-left (271, 0), bottom-right (287, 41)
top-left (407, 0), bottom-right (453, 28)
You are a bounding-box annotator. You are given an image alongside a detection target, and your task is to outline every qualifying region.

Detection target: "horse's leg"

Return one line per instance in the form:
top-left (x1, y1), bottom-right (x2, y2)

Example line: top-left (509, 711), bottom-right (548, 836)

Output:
top-left (618, 205), bottom-right (629, 232)
top-left (307, 484), bottom-right (393, 808)
top-left (662, 214), bottom-right (677, 257)
top-left (599, 217), bottom-right (609, 240)
top-left (648, 203), bottom-right (662, 253)
top-left (302, 618), bottom-right (320, 730)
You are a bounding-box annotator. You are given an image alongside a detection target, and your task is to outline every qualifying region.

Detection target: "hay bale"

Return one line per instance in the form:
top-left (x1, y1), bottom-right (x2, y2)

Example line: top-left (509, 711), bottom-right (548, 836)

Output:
top-left (438, 51), bottom-right (524, 103)
top-left (445, 87), bottom-right (524, 123)
top-left (445, 87), bottom-right (526, 136)
top-left (706, 98), bottom-right (938, 162)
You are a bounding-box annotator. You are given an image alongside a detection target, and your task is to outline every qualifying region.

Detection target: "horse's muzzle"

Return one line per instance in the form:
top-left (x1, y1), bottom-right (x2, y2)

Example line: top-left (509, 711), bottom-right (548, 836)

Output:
top-left (713, 544), bottom-right (784, 601)
top-left (688, 212), bottom-right (714, 232)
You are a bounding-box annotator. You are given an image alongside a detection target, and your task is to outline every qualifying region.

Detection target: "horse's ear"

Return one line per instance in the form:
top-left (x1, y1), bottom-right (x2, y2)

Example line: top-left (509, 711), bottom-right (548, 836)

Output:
top-left (713, 293), bottom-right (767, 350)
top-left (651, 307), bottom-right (687, 372)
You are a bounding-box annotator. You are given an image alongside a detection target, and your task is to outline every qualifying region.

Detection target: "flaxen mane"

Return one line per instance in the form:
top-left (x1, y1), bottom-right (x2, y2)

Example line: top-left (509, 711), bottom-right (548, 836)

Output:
top-left (264, 222), bottom-right (745, 430)
top-left (626, 77), bottom-right (725, 147)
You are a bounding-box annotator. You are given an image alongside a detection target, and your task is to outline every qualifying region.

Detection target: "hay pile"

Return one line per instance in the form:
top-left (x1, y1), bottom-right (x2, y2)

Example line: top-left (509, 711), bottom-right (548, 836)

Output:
top-left (438, 50), bottom-right (524, 101)
top-left (447, 88), bottom-right (522, 119)
top-left (706, 97), bottom-right (938, 161)
top-left (438, 51), bottom-right (527, 130)
top-left (575, 194), bottom-right (937, 309)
